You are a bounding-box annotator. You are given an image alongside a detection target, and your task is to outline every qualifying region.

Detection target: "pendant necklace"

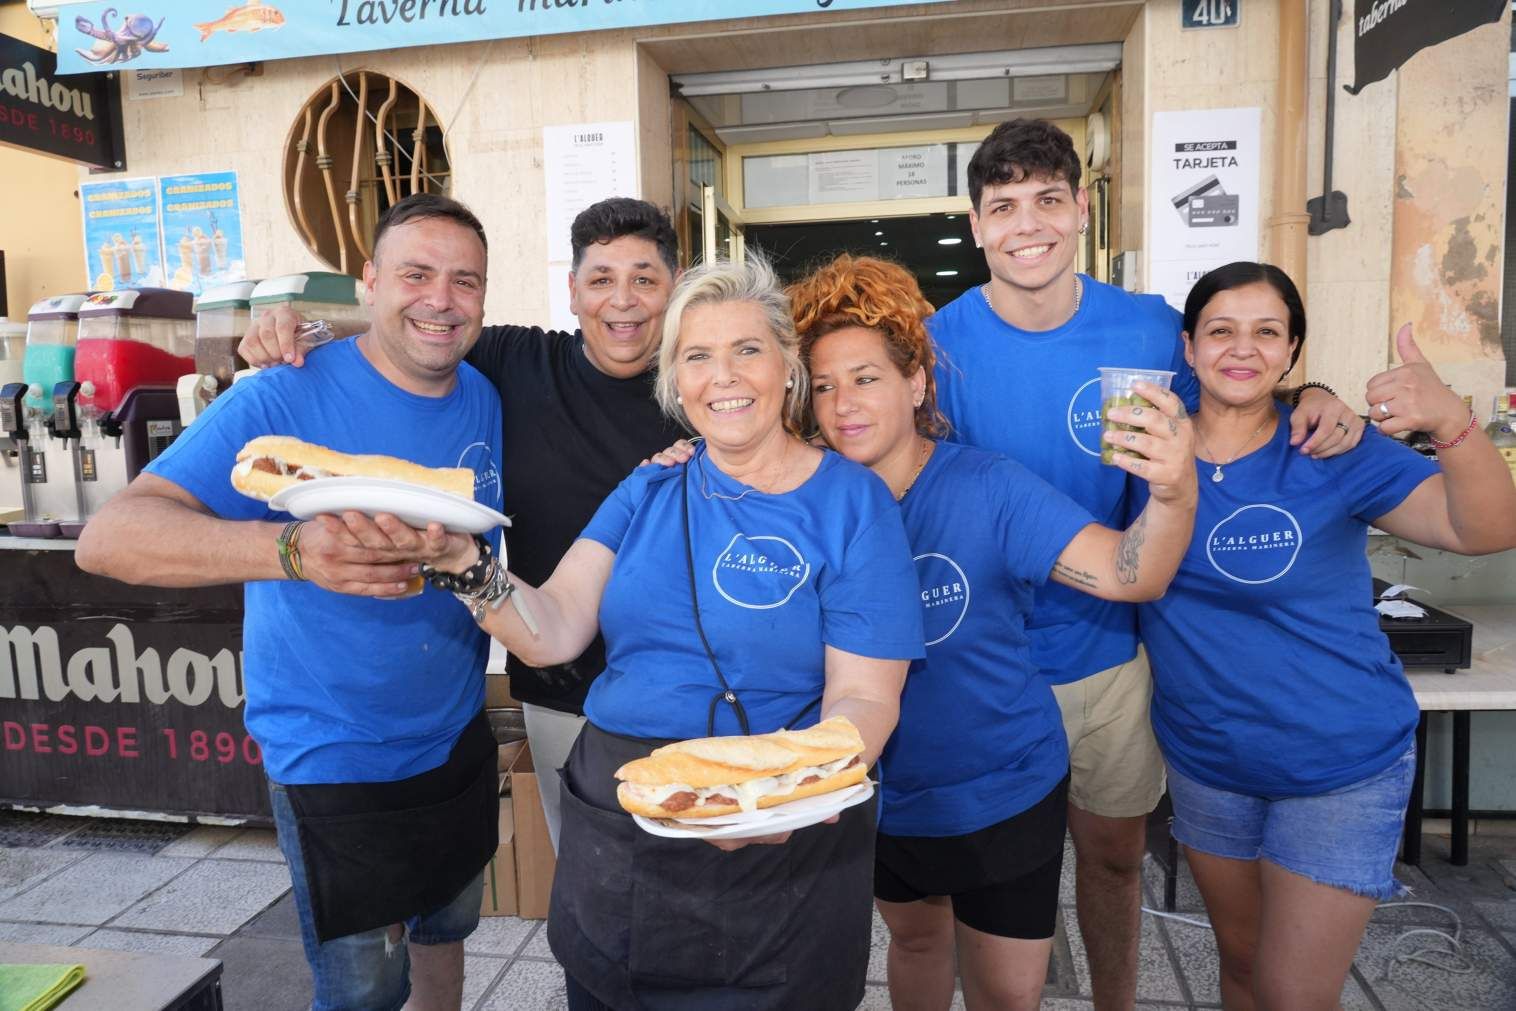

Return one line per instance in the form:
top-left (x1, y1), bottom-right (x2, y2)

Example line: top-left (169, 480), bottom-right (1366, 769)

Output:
top-left (981, 275), bottom-right (1082, 319)
top-left (1195, 417), bottom-right (1271, 483)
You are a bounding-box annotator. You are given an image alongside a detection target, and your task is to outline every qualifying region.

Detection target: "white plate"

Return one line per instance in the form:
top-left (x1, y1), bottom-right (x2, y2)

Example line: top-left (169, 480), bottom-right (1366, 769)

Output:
top-left (268, 476), bottom-right (511, 534)
top-left (632, 779), bottom-right (875, 840)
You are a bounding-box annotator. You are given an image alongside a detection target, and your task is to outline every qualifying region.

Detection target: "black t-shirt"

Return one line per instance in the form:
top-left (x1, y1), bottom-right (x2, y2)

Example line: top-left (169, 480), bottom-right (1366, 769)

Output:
top-left (465, 325), bottom-right (684, 713)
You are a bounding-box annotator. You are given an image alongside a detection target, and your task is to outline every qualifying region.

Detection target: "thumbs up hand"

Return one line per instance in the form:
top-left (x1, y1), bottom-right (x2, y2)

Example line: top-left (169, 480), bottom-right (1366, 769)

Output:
top-left (1364, 324), bottom-right (1467, 439)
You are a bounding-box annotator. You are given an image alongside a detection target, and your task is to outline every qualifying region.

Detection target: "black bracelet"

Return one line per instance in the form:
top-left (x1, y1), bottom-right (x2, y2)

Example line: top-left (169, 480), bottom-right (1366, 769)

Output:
top-left (420, 534), bottom-right (493, 592)
top-left (1291, 381), bottom-right (1337, 407)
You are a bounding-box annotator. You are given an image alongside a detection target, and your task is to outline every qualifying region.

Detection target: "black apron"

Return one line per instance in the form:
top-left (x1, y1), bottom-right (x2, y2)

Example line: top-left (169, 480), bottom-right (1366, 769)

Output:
top-left (283, 710), bottom-right (499, 943)
top-left (547, 722), bottom-right (875, 1011)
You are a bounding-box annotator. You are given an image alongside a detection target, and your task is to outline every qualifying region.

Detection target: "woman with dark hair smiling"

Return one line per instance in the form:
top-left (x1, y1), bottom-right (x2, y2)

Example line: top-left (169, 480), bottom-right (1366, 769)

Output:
top-left (1135, 261), bottom-right (1516, 1010)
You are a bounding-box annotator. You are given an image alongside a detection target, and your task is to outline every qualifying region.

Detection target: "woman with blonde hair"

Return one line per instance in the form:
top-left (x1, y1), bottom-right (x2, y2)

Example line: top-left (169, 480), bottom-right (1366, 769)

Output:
top-left (427, 254), bottom-right (924, 1010)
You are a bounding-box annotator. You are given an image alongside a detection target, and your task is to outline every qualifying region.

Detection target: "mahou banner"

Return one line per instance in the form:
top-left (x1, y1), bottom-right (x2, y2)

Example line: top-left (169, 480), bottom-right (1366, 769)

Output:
top-left (55, 0), bottom-right (956, 76)
top-left (0, 549), bottom-right (267, 820)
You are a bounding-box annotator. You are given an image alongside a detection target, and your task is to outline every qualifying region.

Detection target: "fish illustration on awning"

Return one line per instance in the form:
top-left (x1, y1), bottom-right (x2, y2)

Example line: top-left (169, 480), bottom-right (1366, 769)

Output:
top-left (194, 1), bottom-right (286, 42)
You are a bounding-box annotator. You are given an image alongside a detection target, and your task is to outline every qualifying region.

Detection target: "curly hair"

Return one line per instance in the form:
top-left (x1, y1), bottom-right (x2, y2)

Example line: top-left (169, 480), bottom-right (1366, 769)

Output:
top-left (787, 254), bottom-right (948, 438)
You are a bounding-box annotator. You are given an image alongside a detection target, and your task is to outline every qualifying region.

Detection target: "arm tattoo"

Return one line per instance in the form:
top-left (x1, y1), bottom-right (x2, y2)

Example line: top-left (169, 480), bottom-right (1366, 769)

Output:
top-left (1115, 510), bottom-right (1148, 585)
top-left (1053, 561), bottom-right (1101, 590)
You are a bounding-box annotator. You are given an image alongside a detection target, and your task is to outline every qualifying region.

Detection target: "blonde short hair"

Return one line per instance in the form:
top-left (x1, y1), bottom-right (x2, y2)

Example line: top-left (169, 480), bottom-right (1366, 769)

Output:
top-left (654, 254), bottom-right (808, 436)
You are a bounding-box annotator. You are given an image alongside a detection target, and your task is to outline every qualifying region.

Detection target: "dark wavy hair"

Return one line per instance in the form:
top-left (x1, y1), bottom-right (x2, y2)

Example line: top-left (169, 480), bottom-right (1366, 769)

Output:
top-left (570, 197), bottom-right (678, 275)
top-left (788, 254), bottom-right (948, 439)
top-left (1183, 261), bottom-right (1307, 370)
top-left (967, 118), bottom-right (1082, 210)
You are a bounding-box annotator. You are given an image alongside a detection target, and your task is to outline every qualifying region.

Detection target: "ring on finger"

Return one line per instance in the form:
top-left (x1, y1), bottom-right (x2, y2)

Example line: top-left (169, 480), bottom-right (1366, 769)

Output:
top-left (1334, 421), bottom-right (1350, 433)
top-left (1378, 402), bottom-right (1391, 418)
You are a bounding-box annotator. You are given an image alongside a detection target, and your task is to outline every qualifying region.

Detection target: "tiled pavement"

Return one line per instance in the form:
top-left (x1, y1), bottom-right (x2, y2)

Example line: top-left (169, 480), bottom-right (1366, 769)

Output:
top-left (0, 809), bottom-right (1513, 1009)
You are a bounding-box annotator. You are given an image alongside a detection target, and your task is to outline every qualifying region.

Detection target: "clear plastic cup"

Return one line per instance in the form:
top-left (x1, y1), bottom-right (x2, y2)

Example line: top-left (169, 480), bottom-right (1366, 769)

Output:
top-left (1098, 367), bottom-right (1176, 465)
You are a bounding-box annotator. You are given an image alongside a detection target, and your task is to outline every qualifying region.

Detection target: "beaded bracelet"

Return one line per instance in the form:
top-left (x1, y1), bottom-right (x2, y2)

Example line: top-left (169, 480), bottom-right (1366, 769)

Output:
top-left (419, 534), bottom-right (493, 592)
top-left (1290, 381), bottom-right (1337, 407)
top-left (1429, 411), bottom-right (1479, 450)
top-left (277, 520), bottom-right (307, 582)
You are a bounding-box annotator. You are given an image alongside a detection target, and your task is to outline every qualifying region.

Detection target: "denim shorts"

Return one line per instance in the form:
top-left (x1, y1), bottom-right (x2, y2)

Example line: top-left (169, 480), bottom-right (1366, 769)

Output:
top-left (1166, 744), bottom-right (1415, 901)
top-left (269, 782), bottom-right (485, 1011)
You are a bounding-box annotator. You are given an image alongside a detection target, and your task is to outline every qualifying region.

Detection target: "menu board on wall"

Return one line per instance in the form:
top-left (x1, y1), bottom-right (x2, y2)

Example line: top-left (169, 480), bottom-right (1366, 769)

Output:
top-left (1147, 107), bottom-right (1261, 310)
top-left (159, 172), bottom-right (245, 295)
top-left (543, 122), bottom-right (638, 264)
top-left (79, 178), bottom-right (164, 290)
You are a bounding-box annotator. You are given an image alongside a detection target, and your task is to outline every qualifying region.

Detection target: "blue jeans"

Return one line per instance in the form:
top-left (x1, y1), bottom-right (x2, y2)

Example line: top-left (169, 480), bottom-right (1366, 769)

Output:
top-left (269, 782), bottom-right (484, 1010)
top-left (1166, 744), bottom-right (1416, 901)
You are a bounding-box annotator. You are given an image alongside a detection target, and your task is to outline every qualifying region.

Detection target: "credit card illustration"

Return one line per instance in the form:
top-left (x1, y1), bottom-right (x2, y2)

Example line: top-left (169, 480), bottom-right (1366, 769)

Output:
top-left (1188, 193), bottom-right (1240, 227)
top-left (1172, 175), bottom-right (1226, 225)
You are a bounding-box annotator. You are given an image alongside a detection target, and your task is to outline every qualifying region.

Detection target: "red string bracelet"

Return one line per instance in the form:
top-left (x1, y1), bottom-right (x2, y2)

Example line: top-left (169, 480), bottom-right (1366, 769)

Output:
top-left (1429, 411), bottom-right (1478, 450)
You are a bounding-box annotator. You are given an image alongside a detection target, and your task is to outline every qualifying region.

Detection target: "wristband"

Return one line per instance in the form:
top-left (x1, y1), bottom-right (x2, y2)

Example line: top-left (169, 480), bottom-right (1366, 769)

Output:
top-left (277, 520), bottom-right (307, 582)
top-left (1290, 381), bottom-right (1337, 407)
top-left (420, 534), bottom-right (492, 592)
top-left (1429, 411), bottom-right (1479, 450)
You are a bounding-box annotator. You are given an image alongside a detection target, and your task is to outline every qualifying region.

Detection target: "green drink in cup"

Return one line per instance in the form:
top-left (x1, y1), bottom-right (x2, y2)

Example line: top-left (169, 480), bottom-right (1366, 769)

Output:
top-left (1098, 367), bottom-right (1176, 465)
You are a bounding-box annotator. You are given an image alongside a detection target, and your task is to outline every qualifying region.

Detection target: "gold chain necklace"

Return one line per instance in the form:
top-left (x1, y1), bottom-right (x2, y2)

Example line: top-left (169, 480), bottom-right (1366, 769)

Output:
top-left (1195, 417), bottom-right (1272, 483)
top-left (981, 274), bottom-right (1082, 319)
top-left (897, 438), bottom-right (933, 501)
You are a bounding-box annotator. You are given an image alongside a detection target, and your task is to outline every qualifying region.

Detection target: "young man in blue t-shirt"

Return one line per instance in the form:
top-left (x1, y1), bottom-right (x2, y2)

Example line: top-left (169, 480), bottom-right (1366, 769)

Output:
top-left (928, 118), bottom-right (1366, 1009)
top-left (76, 194), bottom-right (504, 1011)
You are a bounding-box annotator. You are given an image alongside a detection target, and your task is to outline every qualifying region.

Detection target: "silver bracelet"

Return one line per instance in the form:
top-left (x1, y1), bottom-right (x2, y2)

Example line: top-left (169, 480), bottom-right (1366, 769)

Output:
top-left (453, 558), bottom-right (515, 624)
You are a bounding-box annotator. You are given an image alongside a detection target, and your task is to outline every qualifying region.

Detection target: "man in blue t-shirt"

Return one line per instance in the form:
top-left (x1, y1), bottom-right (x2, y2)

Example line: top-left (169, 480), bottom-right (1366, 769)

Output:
top-left (76, 194), bottom-right (505, 1011)
top-left (929, 118), bottom-right (1365, 1009)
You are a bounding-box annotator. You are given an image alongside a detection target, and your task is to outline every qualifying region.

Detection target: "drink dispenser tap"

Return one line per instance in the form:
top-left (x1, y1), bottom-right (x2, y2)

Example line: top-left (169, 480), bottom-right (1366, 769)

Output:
top-left (49, 380), bottom-right (82, 442)
top-left (0, 383), bottom-right (26, 524)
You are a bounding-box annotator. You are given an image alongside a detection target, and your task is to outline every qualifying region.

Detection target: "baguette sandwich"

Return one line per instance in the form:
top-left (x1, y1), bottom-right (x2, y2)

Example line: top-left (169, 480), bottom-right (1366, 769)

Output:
top-left (615, 716), bottom-right (868, 819)
top-left (230, 435), bottom-right (475, 502)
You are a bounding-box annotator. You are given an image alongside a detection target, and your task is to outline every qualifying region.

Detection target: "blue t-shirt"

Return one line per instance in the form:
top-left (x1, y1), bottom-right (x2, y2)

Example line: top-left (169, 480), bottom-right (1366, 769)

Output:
top-left (145, 338), bottom-right (504, 785)
top-left (929, 277), bottom-right (1197, 685)
top-left (1134, 407), bottom-right (1439, 796)
top-left (879, 441), bottom-right (1093, 836)
top-left (581, 443), bottom-right (924, 741)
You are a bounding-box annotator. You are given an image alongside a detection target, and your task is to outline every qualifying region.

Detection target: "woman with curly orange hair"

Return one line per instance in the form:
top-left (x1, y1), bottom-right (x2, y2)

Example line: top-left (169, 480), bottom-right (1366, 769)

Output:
top-left (792, 254), bottom-right (1198, 1010)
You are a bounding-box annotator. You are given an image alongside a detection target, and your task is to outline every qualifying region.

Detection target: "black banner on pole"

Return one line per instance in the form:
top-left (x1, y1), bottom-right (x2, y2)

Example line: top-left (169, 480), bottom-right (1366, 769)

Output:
top-left (1348, 0), bottom-right (1506, 94)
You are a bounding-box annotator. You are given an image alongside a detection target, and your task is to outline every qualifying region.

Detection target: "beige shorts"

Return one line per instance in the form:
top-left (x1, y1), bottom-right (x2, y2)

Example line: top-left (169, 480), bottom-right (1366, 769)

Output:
top-left (1051, 646), bottom-right (1166, 819)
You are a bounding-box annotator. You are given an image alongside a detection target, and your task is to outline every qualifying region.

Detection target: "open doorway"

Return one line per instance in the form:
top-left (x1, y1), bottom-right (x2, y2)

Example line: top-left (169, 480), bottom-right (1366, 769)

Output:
top-left (747, 212), bottom-right (988, 307)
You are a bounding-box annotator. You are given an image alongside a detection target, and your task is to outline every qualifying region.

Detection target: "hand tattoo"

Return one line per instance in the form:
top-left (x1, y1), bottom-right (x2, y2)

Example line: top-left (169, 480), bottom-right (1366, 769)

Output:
top-left (1167, 416), bottom-right (1179, 436)
top-left (1116, 510), bottom-right (1148, 586)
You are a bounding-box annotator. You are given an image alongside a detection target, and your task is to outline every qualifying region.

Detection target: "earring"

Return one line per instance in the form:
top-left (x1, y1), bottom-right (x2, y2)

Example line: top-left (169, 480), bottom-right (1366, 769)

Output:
top-left (1079, 222), bottom-right (1088, 235)
top-left (675, 395), bottom-right (683, 404)
top-left (785, 378), bottom-right (794, 389)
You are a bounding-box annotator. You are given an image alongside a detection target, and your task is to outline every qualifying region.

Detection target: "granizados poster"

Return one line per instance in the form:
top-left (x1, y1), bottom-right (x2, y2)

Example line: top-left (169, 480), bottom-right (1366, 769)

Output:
top-left (79, 177), bottom-right (164, 291)
top-left (159, 171), bottom-right (245, 295)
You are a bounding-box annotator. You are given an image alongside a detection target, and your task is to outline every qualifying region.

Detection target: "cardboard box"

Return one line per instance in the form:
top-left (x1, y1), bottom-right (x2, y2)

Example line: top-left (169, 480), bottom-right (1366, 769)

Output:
top-left (480, 779), bottom-right (517, 917)
top-left (497, 738), bottom-right (526, 776)
top-left (485, 673), bottom-right (517, 709)
top-left (509, 744), bottom-right (557, 919)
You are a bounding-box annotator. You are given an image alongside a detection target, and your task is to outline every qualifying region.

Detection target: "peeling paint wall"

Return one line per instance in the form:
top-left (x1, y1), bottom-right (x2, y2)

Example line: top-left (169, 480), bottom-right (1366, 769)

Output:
top-left (1389, 12), bottom-right (1509, 414)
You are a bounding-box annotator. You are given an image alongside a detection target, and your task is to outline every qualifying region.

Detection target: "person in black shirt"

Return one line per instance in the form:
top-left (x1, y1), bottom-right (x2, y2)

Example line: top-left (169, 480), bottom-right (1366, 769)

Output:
top-left (239, 198), bottom-right (684, 849)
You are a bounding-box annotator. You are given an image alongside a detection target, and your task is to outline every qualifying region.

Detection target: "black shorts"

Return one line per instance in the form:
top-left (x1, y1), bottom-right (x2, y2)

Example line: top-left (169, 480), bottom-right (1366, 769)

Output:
top-left (873, 776), bottom-right (1068, 939)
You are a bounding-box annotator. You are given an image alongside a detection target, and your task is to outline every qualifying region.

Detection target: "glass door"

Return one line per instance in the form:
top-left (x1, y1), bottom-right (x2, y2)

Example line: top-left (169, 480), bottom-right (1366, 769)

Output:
top-left (701, 185), bottom-right (746, 264)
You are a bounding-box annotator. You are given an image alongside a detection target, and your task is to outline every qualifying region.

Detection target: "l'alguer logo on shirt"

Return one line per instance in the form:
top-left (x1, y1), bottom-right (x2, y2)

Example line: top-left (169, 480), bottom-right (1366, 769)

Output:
top-left (712, 534), bottom-right (812, 610)
top-left (1066, 377), bottom-right (1104, 457)
top-left (1205, 504), bottom-right (1303, 584)
top-left (455, 441), bottom-right (501, 505)
top-left (915, 552), bottom-right (970, 645)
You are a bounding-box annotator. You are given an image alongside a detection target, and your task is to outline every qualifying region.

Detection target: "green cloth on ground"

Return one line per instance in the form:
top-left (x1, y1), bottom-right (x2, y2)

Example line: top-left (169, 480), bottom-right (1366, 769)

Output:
top-left (0, 964), bottom-right (86, 1011)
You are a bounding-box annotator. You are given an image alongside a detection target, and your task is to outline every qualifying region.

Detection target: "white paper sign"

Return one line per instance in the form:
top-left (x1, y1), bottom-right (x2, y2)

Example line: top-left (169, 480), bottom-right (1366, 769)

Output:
top-left (1148, 107), bottom-right (1262, 310)
top-left (547, 262), bottom-right (575, 333)
top-left (126, 69), bottom-right (183, 101)
top-left (543, 121), bottom-right (638, 263)
top-left (809, 150), bottom-right (879, 203)
top-left (880, 145), bottom-right (947, 199)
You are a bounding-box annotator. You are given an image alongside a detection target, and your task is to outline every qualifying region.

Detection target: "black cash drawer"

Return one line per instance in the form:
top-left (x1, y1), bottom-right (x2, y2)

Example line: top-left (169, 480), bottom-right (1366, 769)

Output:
top-left (1374, 578), bottom-right (1473, 671)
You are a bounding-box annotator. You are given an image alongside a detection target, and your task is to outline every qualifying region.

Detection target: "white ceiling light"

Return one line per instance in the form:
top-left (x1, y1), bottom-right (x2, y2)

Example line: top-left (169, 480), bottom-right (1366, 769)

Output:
top-left (672, 44), bottom-right (1123, 97)
top-left (938, 237), bottom-right (962, 246)
top-left (935, 270), bottom-right (959, 277)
